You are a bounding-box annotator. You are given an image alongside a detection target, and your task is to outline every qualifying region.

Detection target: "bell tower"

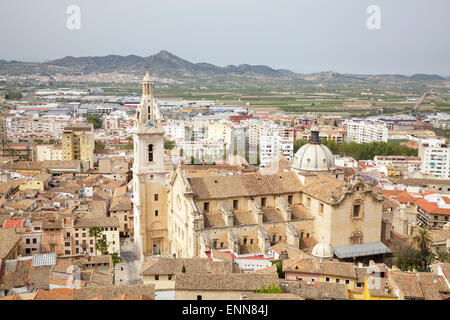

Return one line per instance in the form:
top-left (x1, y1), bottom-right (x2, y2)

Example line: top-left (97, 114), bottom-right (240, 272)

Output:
top-left (132, 68), bottom-right (168, 261)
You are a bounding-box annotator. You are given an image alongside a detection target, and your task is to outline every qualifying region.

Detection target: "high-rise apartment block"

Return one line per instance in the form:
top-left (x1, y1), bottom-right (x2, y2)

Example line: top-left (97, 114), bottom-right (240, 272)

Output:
top-left (419, 138), bottom-right (450, 179)
top-left (62, 123), bottom-right (95, 169)
top-left (344, 119), bottom-right (388, 143)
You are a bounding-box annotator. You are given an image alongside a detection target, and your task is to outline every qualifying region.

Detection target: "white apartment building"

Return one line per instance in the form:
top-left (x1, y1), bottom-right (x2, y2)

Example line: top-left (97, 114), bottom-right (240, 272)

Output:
top-left (374, 155), bottom-right (422, 173)
top-left (164, 120), bottom-right (186, 141)
top-left (180, 140), bottom-right (225, 163)
top-left (259, 133), bottom-right (293, 166)
top-left (208, 120), bottom-right (233, 146)
top-left (419, 138), bottom-right (450, 179)
top-left (7, 115), bottom-right (71, 139)
top-left (344, 119), bottom-right (388, 143)
top-left (245, 119), bottom-right (290, 146)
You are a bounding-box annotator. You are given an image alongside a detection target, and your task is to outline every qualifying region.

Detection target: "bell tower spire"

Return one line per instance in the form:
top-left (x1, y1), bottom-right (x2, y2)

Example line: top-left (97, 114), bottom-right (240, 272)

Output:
top-left (143, 64), bottom-right (153, 96)
top-left (136, 67), bottom-right (160, 126)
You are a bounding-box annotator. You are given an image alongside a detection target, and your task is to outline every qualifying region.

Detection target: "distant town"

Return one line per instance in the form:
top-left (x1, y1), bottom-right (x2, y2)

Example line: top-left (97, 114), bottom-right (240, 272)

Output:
top-left (0, 60), bottom-right (449, 301)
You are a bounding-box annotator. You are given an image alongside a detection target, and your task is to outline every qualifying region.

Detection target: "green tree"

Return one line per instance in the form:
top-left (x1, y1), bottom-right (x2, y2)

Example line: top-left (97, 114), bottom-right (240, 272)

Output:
top-left (412, 228), bottom-right (434, 271)
top-left (96, 238), bottom-right (109, 255)
top-left (293, 139), bottom-right (418, 160)
top-left (95, 141), bottom-right (105, 151)
top-left (436, 247), bottom-right (450, 262)
top-left (181, 265), bottom-right (186, 273)
top-left (393, 244), bottom-right (422, 272)
top-left (271, 259), bottom-right (285, 279)
top-left (164, 140), bottom-right (175, 150)
top-left (89, 227), bottom-right (103, 256)
top-left (256, 284), bottom-right (282, 294)
top-left (5, 90), bottom-right (22, 100)
top-left (110, 252), bottom-right (122, 285)
top-left (85, 114), bottom-right (102, 129)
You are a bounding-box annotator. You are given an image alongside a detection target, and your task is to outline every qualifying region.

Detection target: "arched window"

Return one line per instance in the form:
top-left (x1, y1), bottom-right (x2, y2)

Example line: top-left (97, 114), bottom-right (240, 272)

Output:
top-left (148, 144), bottom-right (153, 162)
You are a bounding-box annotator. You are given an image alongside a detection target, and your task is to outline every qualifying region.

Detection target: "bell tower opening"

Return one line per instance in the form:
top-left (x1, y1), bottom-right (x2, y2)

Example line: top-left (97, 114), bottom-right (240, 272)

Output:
top-left (148, 144), bottom-right (154, 162)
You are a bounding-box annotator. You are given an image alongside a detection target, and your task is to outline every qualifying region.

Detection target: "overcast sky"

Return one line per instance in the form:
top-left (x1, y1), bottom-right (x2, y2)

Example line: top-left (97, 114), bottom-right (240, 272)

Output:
top-left (0, 0), bottom-right (449, 75)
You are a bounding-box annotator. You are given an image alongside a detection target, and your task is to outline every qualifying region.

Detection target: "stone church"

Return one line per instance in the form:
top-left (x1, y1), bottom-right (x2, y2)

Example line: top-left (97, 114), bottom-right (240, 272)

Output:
top-left (133, 71), bottom-right (391, 262)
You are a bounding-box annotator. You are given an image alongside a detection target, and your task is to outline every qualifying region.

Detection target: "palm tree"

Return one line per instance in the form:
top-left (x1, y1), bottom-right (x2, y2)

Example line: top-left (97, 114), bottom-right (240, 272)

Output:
top-left (412, 228), bottom-right (433, 271)
top-left (96, 238), bottom-right (109, 256)
top-left (110, 253), bottom-right (121, 285)
top-left (89, 227), bottom-right (103, 256)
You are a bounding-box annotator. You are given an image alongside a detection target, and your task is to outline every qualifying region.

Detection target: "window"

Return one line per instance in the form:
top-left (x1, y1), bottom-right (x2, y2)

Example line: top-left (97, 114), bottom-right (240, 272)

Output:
top-left (90, 248), bottom-right (93, 253)
top-left (148, 144), bottom-right (153, 162)
top-left (220, 242), bottom-right (224, 248)
top-left (356, 283), bottom-right (363, 288)
top-left (26, 238), bottom-right (30, 244)
top-left (250, 239), bottom-right (253, 244)
top-left (76, 248), bottom-right (79, 254)
top-left (65, 250), bottom-right (70, 255)
top-left (288, 195), bottom-right (293, 205)
top-left (335, 278), bottom-right (340, 283)
top-left (155, 210), bottom-right (159, 216)
top-left (154, 194), bottom-right (158, 201)
top-left (353, 204), bottom-right (361, 218)
top-left (300, 232), bottom-right (304, 239)
top-left (124, 215), bottom-right (127, 221)
top-left (32, 238), bottom-right (37, 244)
top-left (279, 236), bottom-right (282, 241)
top-left (272, 234), bottom-right (276, 243)
top-left (66, 232), bottom-right (70, 237)
top-left (319, 203), bottom-right (324, 214)
top-left (243, 238), bottom-right (247, 245)
top-left (82, 233), bottom-right (86, 238)
top-left (25, 248), bottom-right (31, 254)
top-left (213, 240), bottom-right (218, 249)
top-left (65, 242), bottom-right (70, 247)
top-left (75, 240), bottom-right (79, 246)
top-left (204, 202), bottom-right (209, 213)
top-left (90, 239), bottom-right (93, 245)
top-left (75, 233), bottom-right (79, 237)
top-left (168, 275), bottom-right (172, 281)
top-left (261, 197), bottom-right (267, 207)
top-left (345, 279), bottom-right (350, 285)
top-left (197, 295), bottom-right (202, 301)
top-left (155, 275), bottom-right (159, 280)
top-left (306, 233), bottom-right (309, 238)
top-left (325, 277), bottom-right (330, 282)
top-left (233, 199), bottom-right (238, 210)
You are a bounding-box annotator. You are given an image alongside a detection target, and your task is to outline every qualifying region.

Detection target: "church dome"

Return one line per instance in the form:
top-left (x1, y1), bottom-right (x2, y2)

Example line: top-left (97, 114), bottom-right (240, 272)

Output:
top-left (311, 242), bottom-right (334, 259)
top-left (292, 126), bottom-right (336, 172)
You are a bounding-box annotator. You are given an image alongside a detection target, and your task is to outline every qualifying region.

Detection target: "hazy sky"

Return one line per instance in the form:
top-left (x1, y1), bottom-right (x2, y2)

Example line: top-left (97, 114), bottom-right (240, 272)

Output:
top-left (1, 0), bottom-right (449, 75)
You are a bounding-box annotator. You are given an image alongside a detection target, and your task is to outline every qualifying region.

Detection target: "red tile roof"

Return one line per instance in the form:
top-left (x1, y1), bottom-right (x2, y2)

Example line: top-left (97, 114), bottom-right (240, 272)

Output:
top-left (416, 198), bottom-right (450, 215)
top-left (382, 190), bottom-right (403, 197)
top-left (2, 219), bottom-right (24, 229)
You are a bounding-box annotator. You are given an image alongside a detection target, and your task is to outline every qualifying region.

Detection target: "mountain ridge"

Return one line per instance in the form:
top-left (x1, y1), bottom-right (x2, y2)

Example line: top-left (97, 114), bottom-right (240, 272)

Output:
top-left (0, 50), bottom-right (448, 81)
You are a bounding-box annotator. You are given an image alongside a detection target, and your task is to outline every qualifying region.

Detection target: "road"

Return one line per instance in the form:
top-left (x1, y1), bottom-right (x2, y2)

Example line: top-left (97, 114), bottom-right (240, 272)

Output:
top-left (413, 91), bottom-right (428, 111)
